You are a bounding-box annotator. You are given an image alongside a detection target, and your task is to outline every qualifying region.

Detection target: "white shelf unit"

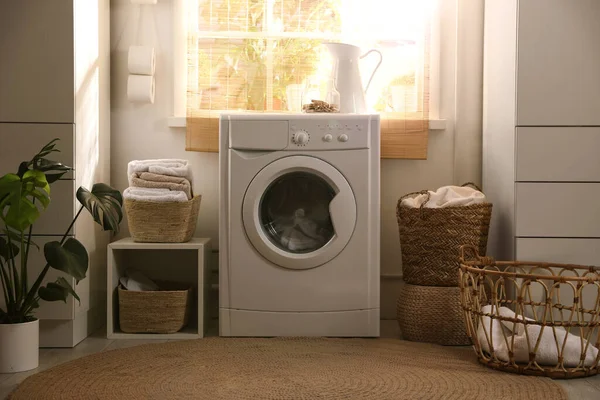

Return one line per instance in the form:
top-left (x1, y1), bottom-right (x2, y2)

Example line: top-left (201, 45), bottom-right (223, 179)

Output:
top-left (107, 238), bottom-right (211, 340)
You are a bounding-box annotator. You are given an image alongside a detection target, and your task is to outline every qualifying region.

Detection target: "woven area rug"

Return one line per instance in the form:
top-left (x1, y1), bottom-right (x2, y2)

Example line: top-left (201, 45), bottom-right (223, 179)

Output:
top-left (10, 338), bottom-right (566, 400)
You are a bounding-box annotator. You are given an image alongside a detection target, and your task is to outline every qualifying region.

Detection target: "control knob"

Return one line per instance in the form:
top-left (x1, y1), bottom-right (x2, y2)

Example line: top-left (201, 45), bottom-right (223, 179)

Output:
top-left (293, 130), bottom-right (309, 145)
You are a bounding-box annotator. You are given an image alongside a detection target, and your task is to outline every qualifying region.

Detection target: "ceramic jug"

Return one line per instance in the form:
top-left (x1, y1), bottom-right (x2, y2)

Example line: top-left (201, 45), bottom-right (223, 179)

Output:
top-left (323, 43), bottom-right (383, 113)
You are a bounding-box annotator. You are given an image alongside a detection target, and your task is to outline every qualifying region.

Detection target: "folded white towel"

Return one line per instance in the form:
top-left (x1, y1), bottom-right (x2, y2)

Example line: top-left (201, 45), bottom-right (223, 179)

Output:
top-left (477, 305), bottom-right (511, 360)
top-left (401, 185), bottom-right (486, 208)
top-left (123, 187), bottom-right (189, 203)
top-left (512, 323), bottom-right (598, 367)
top-left (127, 159), bottom-right (193, 186)
top-left (119, 270), bottom-right (159, 291)
top-left (477, 305), bottom-right (599, 367)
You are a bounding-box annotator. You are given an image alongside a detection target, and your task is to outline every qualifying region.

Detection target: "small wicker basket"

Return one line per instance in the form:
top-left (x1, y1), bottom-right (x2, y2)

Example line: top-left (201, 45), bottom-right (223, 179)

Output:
top-left (118, 284), bottom-right (193, 334)
top-left (459, 245), bottom-right (600, 379)
top-left (396, 283), bottom-right (471, 346)
top-left (397, 183), bottom-right (492, 286)
top-left (125, 195), bottom-right (201, 243)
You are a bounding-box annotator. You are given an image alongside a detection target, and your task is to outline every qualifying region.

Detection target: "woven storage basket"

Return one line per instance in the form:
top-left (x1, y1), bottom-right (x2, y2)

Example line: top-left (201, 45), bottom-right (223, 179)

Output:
top-left (397, 283), bottom-right (471, 346)
top-left (397, 183), bottom-right (492, 286)
top-left (118, 284), bottom-right (192, 334)
top-left (125, 195), bottom-right (201, 243)
top-left (459, 245), bottom-right (600, 379)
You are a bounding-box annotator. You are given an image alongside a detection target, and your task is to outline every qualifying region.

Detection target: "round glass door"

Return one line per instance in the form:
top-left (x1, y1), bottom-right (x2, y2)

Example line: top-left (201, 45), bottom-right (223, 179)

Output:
top-left (260, 172), bottom-right (335, 254)
top-left (242, 155), bottom-right (357, 270)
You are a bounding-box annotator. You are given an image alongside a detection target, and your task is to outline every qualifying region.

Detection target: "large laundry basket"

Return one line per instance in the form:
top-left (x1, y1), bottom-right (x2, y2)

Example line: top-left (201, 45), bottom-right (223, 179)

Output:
top-left (397, 183), bottom-right (492, 286)
top-left (459, 245), bottom-right (600, 379)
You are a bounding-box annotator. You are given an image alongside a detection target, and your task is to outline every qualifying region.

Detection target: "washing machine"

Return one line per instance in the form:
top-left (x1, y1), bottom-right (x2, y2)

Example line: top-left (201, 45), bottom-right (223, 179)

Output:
top-left (219, 113), bottom-right (380, 337)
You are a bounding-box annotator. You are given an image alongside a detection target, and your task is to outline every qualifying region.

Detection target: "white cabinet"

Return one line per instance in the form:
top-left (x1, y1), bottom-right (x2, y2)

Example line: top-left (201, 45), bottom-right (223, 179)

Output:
top-left (0, 0), bottom-right (75, 123)
top-left (484, 0), bottom-right (600, 263)
top-left (0, 0), bottom-right (110, 347)
top-left (516, 0), bottom-right (600, 126)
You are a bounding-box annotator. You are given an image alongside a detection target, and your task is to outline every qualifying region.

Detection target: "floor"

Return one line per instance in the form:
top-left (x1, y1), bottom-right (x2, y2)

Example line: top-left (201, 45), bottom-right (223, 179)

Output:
top-left (1, 321), bottom-right (599, 399)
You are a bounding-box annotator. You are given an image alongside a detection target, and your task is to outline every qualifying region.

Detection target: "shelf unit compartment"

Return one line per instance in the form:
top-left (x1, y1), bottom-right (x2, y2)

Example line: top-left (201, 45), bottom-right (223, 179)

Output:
top-left (107, 238), bottom-right (211, 340)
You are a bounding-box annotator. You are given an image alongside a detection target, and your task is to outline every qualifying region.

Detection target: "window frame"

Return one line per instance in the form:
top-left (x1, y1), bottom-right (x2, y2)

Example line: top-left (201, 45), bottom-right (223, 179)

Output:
top-left (170, 0), bottom-right (445, 129)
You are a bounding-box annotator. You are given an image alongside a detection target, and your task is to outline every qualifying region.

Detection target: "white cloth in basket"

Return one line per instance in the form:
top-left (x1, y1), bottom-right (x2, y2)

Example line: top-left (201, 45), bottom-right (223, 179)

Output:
top-left (401, 185), bottom-right (486, 208)
top-left (127, 159), bottom-right (193, 186)
top-left (119, 270), bottom-right (159, 291)
top-left (123, 187), bottom-right (188, 203)
top-left (477, 305), bottom-right (599, 367)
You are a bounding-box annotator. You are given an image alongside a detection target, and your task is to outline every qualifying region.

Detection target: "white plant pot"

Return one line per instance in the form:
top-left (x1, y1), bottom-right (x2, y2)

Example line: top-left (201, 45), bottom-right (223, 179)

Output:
top-left (0, 319), bottom-right (39, 373)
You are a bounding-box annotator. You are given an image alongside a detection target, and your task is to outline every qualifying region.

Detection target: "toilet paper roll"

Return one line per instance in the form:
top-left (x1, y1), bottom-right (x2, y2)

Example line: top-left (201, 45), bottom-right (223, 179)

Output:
top-left (127, 75), bottom-right (155, 104)
top-left (128, 46), bottom-right (156, 76)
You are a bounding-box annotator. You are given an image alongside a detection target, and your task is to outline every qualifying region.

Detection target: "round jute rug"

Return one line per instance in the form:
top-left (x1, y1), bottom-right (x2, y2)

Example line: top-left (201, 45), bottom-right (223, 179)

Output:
top-left (9, 338), bottom-right (566, 400)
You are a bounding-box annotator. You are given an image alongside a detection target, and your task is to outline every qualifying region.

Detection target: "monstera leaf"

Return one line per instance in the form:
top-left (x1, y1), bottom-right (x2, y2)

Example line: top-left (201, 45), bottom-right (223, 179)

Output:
top-left (44, 238), bottom-right (88, 283)
top-left (38, 277), bottom-right (80, 303)
top-left (0, 171), bottom-right (50, 231)
top-left (0, 236), bottom-right (19, 262)
top-left (76, 184), bottom-right (123, 233)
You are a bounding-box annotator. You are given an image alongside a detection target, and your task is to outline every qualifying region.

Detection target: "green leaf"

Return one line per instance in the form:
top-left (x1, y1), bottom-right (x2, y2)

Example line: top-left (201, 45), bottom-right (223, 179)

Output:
top-left (2, 228), bottom-right (38, 250)
top-left (22, 170), bottom-right (50, 195)
top-left (44, 239), bottom-right (88, 283)
top-left (31, 159), bottom-right (71, 183)
top-left (76, 184), bottom-right (123, 233)
top-left (0, 236), bottom-right (19, 261)
top-left (38, 283), bottom-right (68, 303)
top-left (4, 197), bottom-right (39, 232)
top-left (0, 171), bottom-right (50, 231)
top-left (55, 277), bottom-right (80, 303)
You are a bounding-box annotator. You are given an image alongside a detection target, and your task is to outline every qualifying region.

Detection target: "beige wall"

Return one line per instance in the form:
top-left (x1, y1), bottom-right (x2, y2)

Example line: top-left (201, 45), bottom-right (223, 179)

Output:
top-left (110, 0), bottom-right (484, 319)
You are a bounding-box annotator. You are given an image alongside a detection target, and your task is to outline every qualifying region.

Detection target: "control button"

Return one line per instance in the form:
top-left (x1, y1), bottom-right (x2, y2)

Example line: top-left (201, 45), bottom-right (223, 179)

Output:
top-left (323, 134), bottom-right (333, 142)
top-left (293, 130), bottom-right (309, 145)
top-left (356, 124), bottom-right (363, 131)
top-left (338, 134), bottom-right (349, 142)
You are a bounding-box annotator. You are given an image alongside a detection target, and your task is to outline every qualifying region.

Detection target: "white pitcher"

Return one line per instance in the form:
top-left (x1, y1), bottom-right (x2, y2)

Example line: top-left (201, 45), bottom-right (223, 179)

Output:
top-left (323, 43), bottom-right (383, 113)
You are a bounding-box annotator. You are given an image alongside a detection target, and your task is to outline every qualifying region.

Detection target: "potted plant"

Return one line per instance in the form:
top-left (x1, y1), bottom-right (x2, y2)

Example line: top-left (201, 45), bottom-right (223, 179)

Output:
top-left (0, 139), bottom-right (123, 373)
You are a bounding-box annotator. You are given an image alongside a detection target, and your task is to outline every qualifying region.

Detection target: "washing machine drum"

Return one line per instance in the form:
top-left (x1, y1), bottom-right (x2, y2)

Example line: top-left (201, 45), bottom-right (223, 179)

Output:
top-left (242, 156), bottom-right (357, 270)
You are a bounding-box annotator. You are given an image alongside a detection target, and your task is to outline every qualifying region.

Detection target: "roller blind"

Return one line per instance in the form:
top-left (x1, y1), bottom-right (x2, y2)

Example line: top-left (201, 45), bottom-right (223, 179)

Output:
top-left (186, 0), bottom-right (434, 158)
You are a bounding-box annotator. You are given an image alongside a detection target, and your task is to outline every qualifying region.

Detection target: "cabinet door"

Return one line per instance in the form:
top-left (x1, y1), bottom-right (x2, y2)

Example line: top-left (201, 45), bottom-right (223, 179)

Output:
top-left (516, 127), bottom-right (600, 182)
top-left (517, 0), bottom-right (600, 126)
top-left (516, 183), bottom-right (600, 237)
top-left (0, 0), bottom-right (74, 123)
top-left (0, 123), bottom-right (74, 179)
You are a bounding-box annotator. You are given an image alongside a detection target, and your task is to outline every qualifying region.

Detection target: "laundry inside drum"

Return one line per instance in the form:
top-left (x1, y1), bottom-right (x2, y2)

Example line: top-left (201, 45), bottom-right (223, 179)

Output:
top-left (260, 172), bottom-right (335, 253)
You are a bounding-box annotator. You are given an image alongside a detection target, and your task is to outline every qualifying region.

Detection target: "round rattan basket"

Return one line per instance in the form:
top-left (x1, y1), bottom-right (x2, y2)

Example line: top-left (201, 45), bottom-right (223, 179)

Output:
top-left (459, 245), bottom-right (600, 379)
top-left (125, 195), bottom-right (201, 243)
top-left (397, 184), bottom-right (492, 287)
top-left (397, 283), bottom-right (471, 346)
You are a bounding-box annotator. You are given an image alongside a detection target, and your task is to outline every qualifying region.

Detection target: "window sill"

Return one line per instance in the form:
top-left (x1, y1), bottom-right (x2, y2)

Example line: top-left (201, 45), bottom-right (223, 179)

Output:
top-left (167, 116), bottom-right (447, 130)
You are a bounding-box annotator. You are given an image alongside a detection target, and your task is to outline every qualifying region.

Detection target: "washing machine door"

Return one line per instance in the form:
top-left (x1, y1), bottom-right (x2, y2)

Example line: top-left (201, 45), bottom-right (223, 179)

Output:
top-left (242, 155), bottom-right (357, 270)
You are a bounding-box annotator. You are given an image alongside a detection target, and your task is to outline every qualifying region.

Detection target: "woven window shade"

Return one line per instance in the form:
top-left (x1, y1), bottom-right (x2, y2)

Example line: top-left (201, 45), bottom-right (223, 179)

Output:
top-left (186, 0), bottom-right (432, 159)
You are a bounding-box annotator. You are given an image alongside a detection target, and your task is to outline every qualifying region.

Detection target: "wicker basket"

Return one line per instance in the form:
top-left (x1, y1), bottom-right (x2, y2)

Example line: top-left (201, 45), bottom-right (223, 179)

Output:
top-left (397, 283), bottom-right (471, 346)
top-left (459, 245), bottom-right (600, 379)
top-left (118, 284), bottom-right (193, 334)
top-left (397, 183), bottom-right (492, 286)
top-left (125, 195), bottom-right (201, 243)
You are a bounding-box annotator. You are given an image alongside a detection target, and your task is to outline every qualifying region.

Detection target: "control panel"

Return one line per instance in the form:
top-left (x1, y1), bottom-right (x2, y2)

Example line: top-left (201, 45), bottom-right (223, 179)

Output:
top-left (287, 118), bottom-right (371, 150)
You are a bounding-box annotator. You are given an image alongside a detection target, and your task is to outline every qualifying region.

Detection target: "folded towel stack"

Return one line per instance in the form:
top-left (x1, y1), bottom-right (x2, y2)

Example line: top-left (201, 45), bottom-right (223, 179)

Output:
top-left (124, 159), bottom-right (194, 203)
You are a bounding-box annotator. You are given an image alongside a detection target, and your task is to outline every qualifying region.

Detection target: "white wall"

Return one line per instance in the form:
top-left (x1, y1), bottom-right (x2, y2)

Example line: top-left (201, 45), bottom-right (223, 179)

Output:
top-left (110, 0), bottom-right (483, 319)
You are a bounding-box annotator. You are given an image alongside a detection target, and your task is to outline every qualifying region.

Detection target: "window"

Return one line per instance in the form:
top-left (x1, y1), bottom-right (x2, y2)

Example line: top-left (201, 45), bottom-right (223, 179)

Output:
top-left (183, 0), bottom-right (438, 158)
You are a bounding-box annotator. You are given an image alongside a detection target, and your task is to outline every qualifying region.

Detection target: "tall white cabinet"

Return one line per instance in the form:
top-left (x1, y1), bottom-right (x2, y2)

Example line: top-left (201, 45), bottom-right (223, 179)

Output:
top-left (0, 0), bottom-right (111, 347)
top-left (483, 0), bottom-right (600, 267)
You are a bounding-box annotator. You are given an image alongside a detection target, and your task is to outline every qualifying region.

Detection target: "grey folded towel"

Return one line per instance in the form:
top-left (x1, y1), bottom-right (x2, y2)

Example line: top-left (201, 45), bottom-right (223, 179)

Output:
top-left (130, 172), bottom-right (193, 200)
